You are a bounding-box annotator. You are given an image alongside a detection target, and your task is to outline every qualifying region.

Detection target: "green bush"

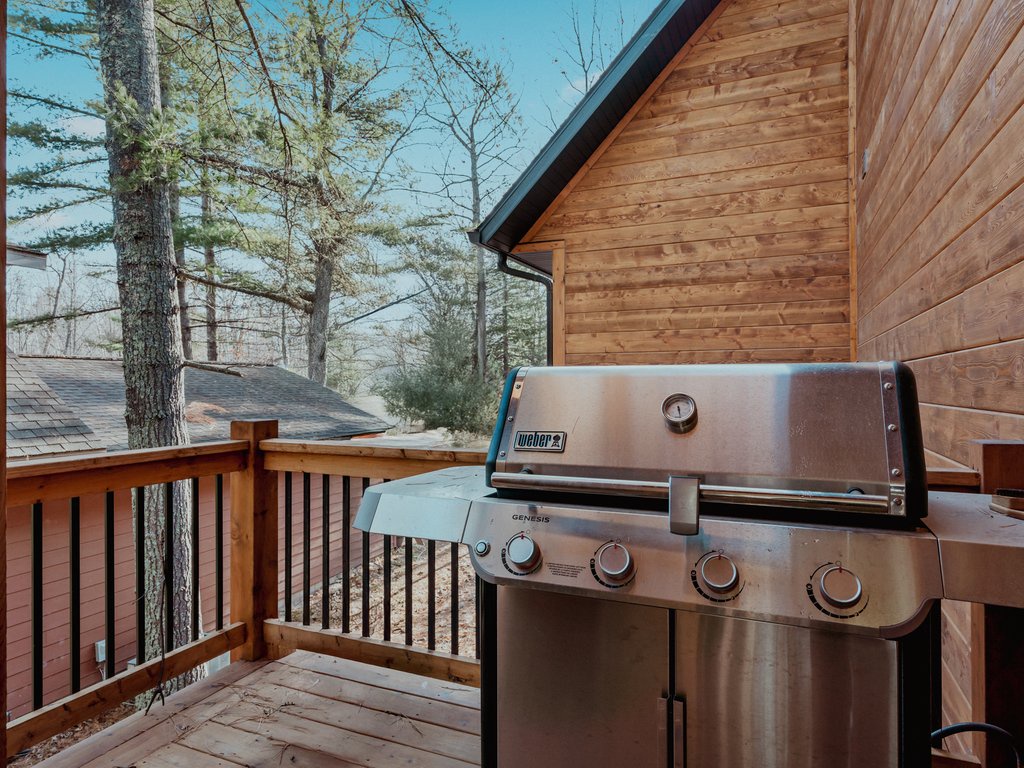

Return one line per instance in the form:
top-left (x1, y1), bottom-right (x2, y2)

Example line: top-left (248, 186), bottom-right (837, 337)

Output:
top-left (378, 303), bottom-right (497, 434)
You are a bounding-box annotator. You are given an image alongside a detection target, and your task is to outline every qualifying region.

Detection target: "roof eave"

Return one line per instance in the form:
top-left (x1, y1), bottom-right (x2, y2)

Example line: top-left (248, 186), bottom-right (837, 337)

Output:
top-left (469, 0), bottom-right (720, 255)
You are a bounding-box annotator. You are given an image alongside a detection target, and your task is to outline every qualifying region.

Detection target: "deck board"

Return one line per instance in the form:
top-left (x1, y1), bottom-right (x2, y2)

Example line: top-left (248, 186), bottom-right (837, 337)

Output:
top-left (36, 651), bottom-right (481, 768)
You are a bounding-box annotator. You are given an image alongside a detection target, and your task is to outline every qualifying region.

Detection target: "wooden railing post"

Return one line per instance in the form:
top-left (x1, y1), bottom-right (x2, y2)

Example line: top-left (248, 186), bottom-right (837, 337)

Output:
top-left (230, 420), bottom-right (278, 660)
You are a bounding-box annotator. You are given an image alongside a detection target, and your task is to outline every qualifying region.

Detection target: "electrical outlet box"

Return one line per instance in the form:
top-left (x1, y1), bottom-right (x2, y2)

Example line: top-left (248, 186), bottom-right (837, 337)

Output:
top-left (95, 639), bottom-right (106, 663)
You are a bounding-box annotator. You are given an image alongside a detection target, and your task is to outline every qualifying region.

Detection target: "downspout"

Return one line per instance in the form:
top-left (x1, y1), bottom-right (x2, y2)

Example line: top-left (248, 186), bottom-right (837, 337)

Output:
top-left (468, 230), bottom-right (554, 366)
top-left (496, 253), bottom-right (553, 366)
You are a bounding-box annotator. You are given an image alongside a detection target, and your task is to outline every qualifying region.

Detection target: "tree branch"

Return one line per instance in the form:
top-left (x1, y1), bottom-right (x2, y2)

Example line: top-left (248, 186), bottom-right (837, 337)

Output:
top-left (9, 306), bottom-right (119, 330)
top-left (178, 268), bottom-right (312, 313)
top-left (183, 360), bottom-right (243, 377)
top-left (232, 0), bottom-right (293, 166)
top-left (8, 88), bottom-right (102, 118)
top-left (8, 30), bottom-right (96, 60)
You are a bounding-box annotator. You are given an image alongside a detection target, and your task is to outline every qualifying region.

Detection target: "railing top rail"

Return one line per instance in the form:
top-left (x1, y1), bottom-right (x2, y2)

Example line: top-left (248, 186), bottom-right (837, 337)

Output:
top-left (6, 440), bottom-right (249, 507)
top-left (260, 438), bottom-right (487, 463)
top-left (7, 440), bottom-right (249, 479)
top-left (259, 439), bottom-right (486, 480)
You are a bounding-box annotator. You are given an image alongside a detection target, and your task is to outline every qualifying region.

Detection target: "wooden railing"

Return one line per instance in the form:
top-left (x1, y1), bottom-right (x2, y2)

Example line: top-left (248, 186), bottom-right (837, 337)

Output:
top-left (3, 422), bottom-right (487, 758)
top-left (13, 424), bottom-right (1006, 763)
top-left (4, 439), bottom-right (252, 757)
top-left (258, 436), bottom-right (486, 686)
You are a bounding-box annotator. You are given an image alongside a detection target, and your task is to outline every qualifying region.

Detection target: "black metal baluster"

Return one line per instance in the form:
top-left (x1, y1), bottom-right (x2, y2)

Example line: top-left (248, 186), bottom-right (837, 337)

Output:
top-left (105, 491), bottom-right (116, 678)
top-left (215, 475), bottom-right (224, 631)
top-left (135, 487), bottom-right (146, 664)
top-left (428, 539), bottom-right (436, 651)
top-left (342, 475), bottom-right (351, 633)
top-left (361, 477), bottom-right (370, 637)
top-left (164, 482), bottom-right (174, 652)
top-left (404, 537), bottom-right (413, 646)
top-left (303, 472), bottom-right (311, 626)
top-left (284, 471), bottom-right (292, 622)
top-left (383, 533), bottom-right (392, 641)
top-left (451, 543), bottom-right (460, 656)
top-left (322, 474), bottom-right (330, 630)
top-left (32, 502), bottom-right (43, 710)
top-left (191, 478), bottom-right (200, 642)
top-left (70, 497), bottom-right (81, 693)
top-left (475, 575), bottom-right (481, 660)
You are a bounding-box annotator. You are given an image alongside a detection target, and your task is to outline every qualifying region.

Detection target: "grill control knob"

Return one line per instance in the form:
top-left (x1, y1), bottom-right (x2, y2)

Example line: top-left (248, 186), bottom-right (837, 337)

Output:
top-left (596, 542), bottom-right (635, 584)
top-left (700, 553), bottom-right (739, 594)
top-left (820, 565), bottom-right (863, 609)
top-left (506, 533), bottom-right (541, 572)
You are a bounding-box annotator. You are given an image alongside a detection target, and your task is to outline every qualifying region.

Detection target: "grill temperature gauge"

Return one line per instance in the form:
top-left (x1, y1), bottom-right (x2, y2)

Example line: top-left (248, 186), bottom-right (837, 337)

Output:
top-left (662, 393), bottom-right (698, 433)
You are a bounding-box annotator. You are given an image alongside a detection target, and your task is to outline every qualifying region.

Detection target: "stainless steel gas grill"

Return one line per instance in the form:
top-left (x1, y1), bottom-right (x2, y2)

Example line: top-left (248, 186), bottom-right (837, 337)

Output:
top-left (356, 363), bottom-right (962, 768)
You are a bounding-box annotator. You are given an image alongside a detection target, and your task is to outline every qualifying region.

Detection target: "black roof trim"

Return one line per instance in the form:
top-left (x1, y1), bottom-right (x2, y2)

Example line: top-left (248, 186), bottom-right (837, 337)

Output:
top-left (469, 0), bottom-right (720, 262)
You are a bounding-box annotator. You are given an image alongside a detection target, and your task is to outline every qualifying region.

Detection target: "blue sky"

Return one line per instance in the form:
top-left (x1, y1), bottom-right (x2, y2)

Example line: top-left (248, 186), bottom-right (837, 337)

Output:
top-left (7, 0), bottom-right (661, 196)
top-left (443, 0), bottom-right (655, 138)
top-left (5, 0), bottom-right (659, 340)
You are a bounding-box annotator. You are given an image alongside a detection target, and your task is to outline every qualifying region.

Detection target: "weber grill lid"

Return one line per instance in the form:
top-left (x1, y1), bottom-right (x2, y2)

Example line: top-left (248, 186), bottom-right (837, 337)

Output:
top-left (486, 363), bottom-right (926, 526)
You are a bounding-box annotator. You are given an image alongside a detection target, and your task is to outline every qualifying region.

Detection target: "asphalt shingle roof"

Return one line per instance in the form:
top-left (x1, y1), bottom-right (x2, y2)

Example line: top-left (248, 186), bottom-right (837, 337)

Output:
top-left (6, 355), bottom-right (391, 457)
top-left (6, 353), bottom-right (107, 459)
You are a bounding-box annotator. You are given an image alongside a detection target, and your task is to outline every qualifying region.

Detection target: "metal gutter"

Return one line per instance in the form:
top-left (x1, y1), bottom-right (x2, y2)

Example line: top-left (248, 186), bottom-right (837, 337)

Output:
top-left (496, 253), bottom-right (553, 366)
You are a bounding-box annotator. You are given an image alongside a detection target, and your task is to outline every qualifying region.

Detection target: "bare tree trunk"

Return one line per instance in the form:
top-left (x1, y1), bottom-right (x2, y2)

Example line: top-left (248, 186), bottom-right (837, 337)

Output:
top-left (307, 252), bottom-right (332, 385)
top-left (63, 261), bottom-right (78, 355)
top-left (42, 255), bottom-right (68, 355)
top-left (172, 188), bottom-right (193, 360)
top-left (470, 131), bottom-right (486, 382)
top-left (202, 187), bottom-right (218, 361)
top-left (97, 0), bottom-right (201, 690)
top-left (161, 41), bottom-right (192, 361)
top-left (280, 304), bottom-right (289, 367)
top-left (474, 244), bottom-right (486, 382)
top-left (305, 7), bottom-right (335, 388)
top-left (501, 271), bottom-right (510, 377)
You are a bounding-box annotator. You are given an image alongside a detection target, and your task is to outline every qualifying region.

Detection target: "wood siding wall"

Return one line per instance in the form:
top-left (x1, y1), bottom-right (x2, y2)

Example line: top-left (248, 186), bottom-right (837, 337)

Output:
top-left (4, 473), bottom-right (375, 718)
top-left (854, 0), bottom-right (1024, 757)
top-left (854, 0), bottom-right (1024, 465)
top-left (526, 0), bottom-right (852, 365)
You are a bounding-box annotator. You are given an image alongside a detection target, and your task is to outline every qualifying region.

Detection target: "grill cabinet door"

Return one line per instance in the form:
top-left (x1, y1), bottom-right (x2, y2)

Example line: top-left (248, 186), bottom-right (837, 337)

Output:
top-left (497, 588), bottom-right (669, 768)
top-left (674, 612), bottom-right (899, 768)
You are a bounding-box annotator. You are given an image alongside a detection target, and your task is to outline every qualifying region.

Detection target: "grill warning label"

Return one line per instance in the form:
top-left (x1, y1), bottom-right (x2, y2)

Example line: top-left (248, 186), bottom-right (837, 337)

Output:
top-left (547, 563), bottom-right (584, 578)
top-left (514, 431), bottom-right (566, 452)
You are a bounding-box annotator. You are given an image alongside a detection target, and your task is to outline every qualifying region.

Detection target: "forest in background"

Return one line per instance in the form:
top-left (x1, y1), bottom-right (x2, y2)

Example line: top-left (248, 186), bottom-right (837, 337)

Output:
top-left (6, 0), bottom-right (635, 433)
top-left (4, 0), bottom-right (640, 691)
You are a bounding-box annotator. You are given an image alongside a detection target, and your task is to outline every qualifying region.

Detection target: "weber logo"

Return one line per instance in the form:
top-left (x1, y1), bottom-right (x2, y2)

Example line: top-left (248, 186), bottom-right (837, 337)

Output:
top-left (514, 431), bottom-right (566, 452)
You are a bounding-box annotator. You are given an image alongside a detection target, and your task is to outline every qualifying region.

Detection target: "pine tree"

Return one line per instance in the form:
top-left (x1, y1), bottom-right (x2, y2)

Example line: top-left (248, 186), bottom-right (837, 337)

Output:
top-left (96, 0), bottom-right (199, 683)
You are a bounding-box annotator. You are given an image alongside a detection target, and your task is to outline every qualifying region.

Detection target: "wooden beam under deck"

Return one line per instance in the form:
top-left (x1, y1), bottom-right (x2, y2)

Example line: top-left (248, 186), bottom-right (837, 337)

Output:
top-left (264, 620), bottom-right (480, 687)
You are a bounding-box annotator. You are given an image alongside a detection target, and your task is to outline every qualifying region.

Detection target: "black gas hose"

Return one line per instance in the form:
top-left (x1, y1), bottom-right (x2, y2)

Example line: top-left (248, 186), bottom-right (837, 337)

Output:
top-left (931, 722), bottom-right (1021, 768)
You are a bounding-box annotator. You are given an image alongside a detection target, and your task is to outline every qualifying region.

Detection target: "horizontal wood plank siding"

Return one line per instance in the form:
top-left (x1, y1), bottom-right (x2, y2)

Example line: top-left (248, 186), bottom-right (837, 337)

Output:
top-left (529, 0), bottom-right (851, 365)
top-left (854, 0), bottom-right (1024, 465)
top-left (854, 0), bottom-right (1024, 757)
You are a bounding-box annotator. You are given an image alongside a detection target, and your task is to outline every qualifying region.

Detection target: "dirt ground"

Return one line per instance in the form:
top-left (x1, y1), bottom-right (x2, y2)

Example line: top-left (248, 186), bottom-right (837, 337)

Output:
top-left (10, 540), bottom-right (476, 766)
top-left (309, 537), bottom-right (480, 657)
top-left (7, 703), bottom-right (135, 767)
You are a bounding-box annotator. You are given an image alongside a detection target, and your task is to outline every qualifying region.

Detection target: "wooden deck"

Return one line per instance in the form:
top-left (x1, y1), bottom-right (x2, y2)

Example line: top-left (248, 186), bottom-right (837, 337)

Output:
top-left (35, 651), bottom-right (481, 768)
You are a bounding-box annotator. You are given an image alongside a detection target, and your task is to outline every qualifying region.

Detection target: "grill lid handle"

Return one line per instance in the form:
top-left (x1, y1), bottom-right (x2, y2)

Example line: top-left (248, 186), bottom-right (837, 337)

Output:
top-left (669, 475), bottom-right (700, 535)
